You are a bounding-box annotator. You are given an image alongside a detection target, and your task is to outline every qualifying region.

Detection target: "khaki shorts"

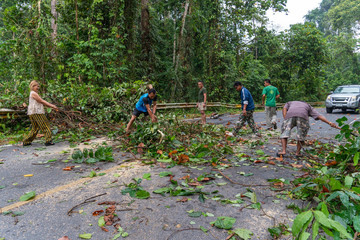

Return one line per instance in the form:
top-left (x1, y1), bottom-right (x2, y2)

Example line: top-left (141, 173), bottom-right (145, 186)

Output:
top-left (198, 102), bottom-right (206, 111)
top-left (280, 117), bottom-right (310, 141)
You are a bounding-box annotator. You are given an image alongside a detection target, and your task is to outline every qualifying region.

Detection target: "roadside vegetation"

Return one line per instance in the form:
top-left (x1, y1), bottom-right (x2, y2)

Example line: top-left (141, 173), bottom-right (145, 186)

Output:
top-left (1, 0), bottom-right (360, 239)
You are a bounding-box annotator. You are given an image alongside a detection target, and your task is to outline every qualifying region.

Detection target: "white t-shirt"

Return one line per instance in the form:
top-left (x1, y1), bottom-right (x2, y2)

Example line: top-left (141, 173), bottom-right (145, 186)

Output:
top-left (28, 91), bottom-right (45, 115)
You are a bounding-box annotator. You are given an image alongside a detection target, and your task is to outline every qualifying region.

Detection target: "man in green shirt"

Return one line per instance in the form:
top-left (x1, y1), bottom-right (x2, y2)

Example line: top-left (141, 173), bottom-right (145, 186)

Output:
top-left (197, 81), bottom-right (207, 124)
top-left (262, 79), bottom-right (280, 130)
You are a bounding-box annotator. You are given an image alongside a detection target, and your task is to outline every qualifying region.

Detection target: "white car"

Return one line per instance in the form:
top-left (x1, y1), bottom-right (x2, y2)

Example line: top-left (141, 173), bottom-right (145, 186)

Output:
top-left (325, 85), bottom-right (360, 113)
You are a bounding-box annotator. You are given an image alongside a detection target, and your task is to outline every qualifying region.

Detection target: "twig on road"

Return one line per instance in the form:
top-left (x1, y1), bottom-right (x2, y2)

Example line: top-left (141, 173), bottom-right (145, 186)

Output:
top-left (225, 233), bottom-right (235, 240)
top-left (212, 169), bottom-right (269, 187)
top-left (67, 193), bottom-right (107, 216)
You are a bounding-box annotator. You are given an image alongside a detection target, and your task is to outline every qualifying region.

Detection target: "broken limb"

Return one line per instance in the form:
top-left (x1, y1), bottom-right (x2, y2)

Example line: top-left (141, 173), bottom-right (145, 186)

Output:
top-left (67, 193), bottom-right (107, 216)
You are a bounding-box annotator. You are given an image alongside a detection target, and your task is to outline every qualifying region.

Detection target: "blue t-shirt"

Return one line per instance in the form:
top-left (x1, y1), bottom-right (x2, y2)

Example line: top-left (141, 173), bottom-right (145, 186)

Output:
top-left (240, 87), bottom-right (255, 111)
top-left (135, 93), bottom-right (156, 112)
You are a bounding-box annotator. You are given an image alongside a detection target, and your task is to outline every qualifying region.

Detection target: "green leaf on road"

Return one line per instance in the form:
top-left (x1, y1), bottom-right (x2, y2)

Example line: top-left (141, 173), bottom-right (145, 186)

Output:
top-left (188, 211), bottom-right (202, 217)
top-left (12, 211), bottom-right (25, 216)
top-left (344, 176), bottom-right (353, 188)
top-left (0, 185), bottom-right (5, 189)
top-left (250, 202), bottom-right (261, 210)
top-left (89, 171), bottom-right (97, 178)
top-left (143, 173), bottom-right (151, 180)
top-left (354, 152), bottom-right (359, 166)
top-left (255, 150), bottom-right (265, 155)
top-left (211, 216), bottom-right (236, 229)
top-left (329, 219), bottom-right (352, 239)
top-left (113, 233), bottom-right (121, 240)
top-left (79, 233), bottom-right (92, 239)
top-left (200, 226), bottom-right (208, 232)
top-left (46, 159), bottom-right (57, 163)
top-left (153, 187), bottom-right (172, 194)
top-left (233, 228), bottom-right (253, 240)
top-left (98, 216), bottom-right (105, 227)
top-left (19, 191), bottom-right (36, 201)
top-left (292, 210), bottom-right (313, 237)
top-left (159, 171), bottom-right (173, 177)
top-left (135, 190), bottom-right (150, 199)
top-left (354, 216), bottom-right (360, 232)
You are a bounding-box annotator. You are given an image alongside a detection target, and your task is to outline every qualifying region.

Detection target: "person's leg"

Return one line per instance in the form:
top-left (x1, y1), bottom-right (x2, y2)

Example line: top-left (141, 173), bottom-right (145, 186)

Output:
top-left (295, 118), bottom-right (310, 156)
top-left (234, 111), bottom-right (247, 135)
top-left (201, 110), bottom-right (206, 124)
top-left (278, 118), bottom-right (294, 155)
top-left (265, 106), bottom-right (271, 129)
top-left (36, 114), bottom-right (53, 144)
top-left (270, 107), bottom-right (277, 129)
top-left (279, 138), bottom-right (288, 154)
top-left (126, 115), bottom-right (137, 132)
top-left (23, 115), bottom-right (40, 145)
top-left (198, 103), bottom-right (206, 124)
top-left (296, 141), bottom-right (305, 155)
top-left (246, 110), bottom-right (258, 133)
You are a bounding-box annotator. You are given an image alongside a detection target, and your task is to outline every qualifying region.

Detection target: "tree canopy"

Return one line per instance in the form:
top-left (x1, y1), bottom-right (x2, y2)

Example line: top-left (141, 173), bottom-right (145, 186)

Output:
top-left (0, 0), bottom-right (359, 109)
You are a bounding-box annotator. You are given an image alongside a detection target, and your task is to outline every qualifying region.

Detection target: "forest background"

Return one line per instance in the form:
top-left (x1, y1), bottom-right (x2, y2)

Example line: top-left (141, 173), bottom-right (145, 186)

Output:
top-left (0, 0), bottom-right (359, 123)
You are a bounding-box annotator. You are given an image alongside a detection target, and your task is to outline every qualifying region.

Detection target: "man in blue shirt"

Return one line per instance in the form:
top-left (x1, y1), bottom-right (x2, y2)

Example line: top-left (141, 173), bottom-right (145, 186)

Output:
top-left (126, 88), bottom-right (157, 132)
top-left (233, 81), bottom-right (260, 136)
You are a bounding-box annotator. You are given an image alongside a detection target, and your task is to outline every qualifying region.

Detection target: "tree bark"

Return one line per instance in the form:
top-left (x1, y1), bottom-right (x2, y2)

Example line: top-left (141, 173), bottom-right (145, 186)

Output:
top-left (75, 0), bottom-right (79, 41)
top-left (37, 0), bottom-right (41, 30)
top-left (172, 18), bottom-right (176, 66)
top-left (51, 0), bottom-right (57, 57)
top-left (172, 0), bottom-right (189, 99)
top-left (141, 0), bottom-right (150, 58)
top-left (124, 0), bottom-right (138, 78)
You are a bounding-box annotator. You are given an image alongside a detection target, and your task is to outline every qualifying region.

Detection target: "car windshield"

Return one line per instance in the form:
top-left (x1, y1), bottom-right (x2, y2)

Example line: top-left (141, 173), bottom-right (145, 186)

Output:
top-left (334, 87), bottom-right (360, 94)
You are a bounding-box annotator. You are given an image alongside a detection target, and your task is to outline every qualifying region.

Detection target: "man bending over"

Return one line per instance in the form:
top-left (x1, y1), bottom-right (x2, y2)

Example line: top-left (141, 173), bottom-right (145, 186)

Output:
top-left (126, 88), bottom-right (157, 132)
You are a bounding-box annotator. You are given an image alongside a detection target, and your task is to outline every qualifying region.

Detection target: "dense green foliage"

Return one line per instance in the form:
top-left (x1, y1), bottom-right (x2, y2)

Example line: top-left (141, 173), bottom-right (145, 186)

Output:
top-left (1, 0), bottom-right (358, 109)
top-left (289, 118), bottom-right (360, 239)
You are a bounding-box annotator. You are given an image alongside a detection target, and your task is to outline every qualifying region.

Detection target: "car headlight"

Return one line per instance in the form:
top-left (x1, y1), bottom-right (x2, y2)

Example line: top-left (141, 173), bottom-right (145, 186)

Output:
top-left (351, 96), bottom-right (357, 101)
top-left (326, 96), bottom-right (331, 101)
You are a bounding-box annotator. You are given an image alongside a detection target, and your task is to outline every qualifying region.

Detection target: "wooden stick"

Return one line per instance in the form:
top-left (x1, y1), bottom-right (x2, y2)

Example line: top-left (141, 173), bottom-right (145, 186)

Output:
top-left (67, 193), bottom-right (107, 216)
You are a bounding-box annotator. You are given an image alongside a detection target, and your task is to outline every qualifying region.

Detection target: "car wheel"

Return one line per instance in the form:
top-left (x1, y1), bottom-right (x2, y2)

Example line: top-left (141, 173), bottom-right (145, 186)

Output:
top-left (326, 107), bottom-right (333, 113)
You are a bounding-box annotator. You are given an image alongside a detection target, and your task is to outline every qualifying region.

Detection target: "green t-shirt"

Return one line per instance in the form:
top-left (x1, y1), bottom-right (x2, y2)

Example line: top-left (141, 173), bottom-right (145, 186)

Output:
top-left (198, 87), bottom-right (207, 102)
top-left (262, 85), bottom-right (279, 107)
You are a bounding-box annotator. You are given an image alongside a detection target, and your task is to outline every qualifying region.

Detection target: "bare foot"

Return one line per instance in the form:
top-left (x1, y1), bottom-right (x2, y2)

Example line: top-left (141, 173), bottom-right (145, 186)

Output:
top-left (277, 152), bottom-right (286, 156)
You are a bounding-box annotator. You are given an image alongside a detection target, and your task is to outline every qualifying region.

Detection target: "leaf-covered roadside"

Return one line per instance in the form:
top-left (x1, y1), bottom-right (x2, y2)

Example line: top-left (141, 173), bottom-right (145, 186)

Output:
top-left (118, 115), bottom-right (360, 239)
top-left (288, 117), bottom-right (360, 239)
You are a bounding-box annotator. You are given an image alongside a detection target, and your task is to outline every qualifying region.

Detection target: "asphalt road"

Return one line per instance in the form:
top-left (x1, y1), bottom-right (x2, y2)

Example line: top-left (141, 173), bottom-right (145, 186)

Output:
top-left (0, 108), bottom-right (357, 240)
top-left (206, 107), bottom-right (359, 140)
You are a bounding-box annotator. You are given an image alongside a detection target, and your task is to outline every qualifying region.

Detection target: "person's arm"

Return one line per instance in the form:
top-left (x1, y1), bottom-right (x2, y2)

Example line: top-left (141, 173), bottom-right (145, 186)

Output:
top-left (203, 93), bottom-right (207, 105)
top-left (243, 104), bottom-right (248, 115)
top-left (318, 115), bottom-right (337, 128)
top-left (152, 101), bottom-right (157, 115)
top-left (145, 104), bottom-right (156, 122)
top-left (262, 94), bottom-right (266, 105)
top-left (276, 94), bottom-right (280, 99)
top-left (282, 107), bottom-right (287, 118)
top-left (31, 92), bottom-right (58, 109)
